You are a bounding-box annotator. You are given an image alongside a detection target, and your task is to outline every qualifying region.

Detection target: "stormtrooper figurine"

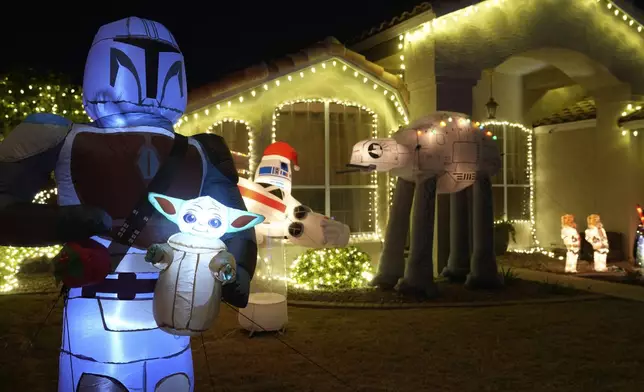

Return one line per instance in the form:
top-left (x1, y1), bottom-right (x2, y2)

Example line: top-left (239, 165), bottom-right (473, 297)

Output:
top-left (560, 214), bottom-right (580, 273)
top-left (0, 17), bottom-right (256, 392)
top-left (585, 214), bottom-right (609, 272)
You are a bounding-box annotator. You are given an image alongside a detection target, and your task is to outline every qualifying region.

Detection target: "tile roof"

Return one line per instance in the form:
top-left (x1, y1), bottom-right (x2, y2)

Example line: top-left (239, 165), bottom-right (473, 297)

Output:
top-left (532, 97), bottom-right (596, 127)
top-left (188, 37), bottom-right (409, 111)
top-left (346, 2), bottom-right (433, 45)
top-left (619, 105), bottom-right (644, 124)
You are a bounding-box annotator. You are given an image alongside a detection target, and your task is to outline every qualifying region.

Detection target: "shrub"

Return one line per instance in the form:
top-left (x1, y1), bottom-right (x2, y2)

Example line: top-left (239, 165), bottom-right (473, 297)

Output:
top-left (289, 246), bottom-right (373, 291)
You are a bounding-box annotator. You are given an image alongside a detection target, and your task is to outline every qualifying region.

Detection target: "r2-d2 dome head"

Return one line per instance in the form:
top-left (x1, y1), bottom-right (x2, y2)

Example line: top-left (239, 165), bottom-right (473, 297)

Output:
top-left (83, 17), bottom-right (187, 124)
top-left (254, 142), bottom-right (300, 196)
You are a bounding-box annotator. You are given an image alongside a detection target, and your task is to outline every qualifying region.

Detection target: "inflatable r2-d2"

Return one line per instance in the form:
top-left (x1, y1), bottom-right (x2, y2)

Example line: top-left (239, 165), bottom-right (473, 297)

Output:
top-left (237, 142), bottom-right (350, 336)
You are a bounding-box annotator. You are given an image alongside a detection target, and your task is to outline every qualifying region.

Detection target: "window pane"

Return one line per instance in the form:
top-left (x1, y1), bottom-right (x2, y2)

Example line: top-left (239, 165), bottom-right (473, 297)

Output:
top-left (291, 188), bottom-right (325, 215)
top-left (275, 102), bottom-right (325, 186)
top-left (210, 121), bottom-right (249, 156)
top-left (329, 104), bottom-right (373, 186)
top-left (507, 186), bottom-right (530, 221)
top-left (330, 188), bottom-right (374, 233)
top-left (488, 124), bottom-right (504, 185)
top-left (492, 186), bottom-right (505, 221)
top-left (486, 124), bottom-right (529, 186)
top-left (506, 127), bottom-right (528, 185)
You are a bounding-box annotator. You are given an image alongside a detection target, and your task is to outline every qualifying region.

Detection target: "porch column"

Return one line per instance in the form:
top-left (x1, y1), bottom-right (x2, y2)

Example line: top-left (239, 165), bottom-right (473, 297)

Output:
top-left (593, 84), bottom-right (638, 260)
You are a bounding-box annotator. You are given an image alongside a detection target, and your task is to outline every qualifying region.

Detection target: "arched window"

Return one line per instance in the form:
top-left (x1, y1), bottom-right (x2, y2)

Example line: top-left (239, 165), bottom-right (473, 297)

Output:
top-left (208, 119), bottom-right (251, 176)
top-left (208, 119), bottom-right (250, 156)
top-left (274, 101), bottom-right (377, 233)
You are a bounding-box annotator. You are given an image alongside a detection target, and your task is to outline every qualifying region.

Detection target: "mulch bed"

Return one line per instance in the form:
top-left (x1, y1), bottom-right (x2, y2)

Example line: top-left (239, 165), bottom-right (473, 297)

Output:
top-left (499, 253), bottom-right (644, 287)
top-left (288, 277), bottom-right (588, 304)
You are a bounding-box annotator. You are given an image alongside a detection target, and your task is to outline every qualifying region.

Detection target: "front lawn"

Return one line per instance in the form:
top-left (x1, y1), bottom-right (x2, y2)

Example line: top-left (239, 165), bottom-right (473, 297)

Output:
top-left (1, 293), bottom-right (643, 391)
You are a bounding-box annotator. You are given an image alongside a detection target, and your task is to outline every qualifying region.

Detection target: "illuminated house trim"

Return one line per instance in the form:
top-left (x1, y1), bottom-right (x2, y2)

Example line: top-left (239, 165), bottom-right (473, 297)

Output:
top-left (177, 38), bottom-right (407, 241)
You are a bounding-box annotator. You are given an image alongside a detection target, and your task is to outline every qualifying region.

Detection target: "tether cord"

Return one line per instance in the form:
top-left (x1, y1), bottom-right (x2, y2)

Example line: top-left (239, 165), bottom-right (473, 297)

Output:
top-left (28, 285), bottom-right (65, 349)
top-left (200, 332), bottom-right (216, 392)
top-left (223, 301), bottom-right (355, 391)
top-left (63, 292), bottom-right (75, 392)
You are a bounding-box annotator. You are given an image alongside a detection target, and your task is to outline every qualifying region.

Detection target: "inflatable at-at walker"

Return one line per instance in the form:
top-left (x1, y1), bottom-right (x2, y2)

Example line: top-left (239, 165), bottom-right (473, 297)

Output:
top-left (236, 141), bottom-right (351, 335)
top-left (0, 17), bottom-right (259, 392)
top-left (344, 113), bottom-right (502, 296)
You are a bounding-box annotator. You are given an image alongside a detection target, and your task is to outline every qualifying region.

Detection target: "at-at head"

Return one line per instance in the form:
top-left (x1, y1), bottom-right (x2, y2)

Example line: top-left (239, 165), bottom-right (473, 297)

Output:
top-left (83, 17), bottom-right (187, 124)
top-left (347, 138), bottom-right (410, 175)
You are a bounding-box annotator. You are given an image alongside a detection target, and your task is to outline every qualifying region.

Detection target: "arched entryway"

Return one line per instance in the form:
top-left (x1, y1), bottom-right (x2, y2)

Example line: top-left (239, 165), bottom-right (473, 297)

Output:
top-left (472, 47), bottom-right (637, 259)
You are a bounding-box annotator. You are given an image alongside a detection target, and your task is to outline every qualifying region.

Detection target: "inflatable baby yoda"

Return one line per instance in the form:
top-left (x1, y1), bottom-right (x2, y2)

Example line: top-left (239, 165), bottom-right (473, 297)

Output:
top-left (560, 214), bottom-right (580, 273)
top-left (146, 193), bottom-right (264, 335)
top-left (585, 214), bottom-right (609, 272)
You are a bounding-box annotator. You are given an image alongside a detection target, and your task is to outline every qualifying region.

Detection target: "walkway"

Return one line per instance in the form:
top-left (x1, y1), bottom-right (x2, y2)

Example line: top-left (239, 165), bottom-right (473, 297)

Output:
top-left (509, 267), bottom-right (644, 303)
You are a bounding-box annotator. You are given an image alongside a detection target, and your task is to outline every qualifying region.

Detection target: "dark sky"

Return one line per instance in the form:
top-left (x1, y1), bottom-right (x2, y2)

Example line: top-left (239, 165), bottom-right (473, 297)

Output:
top-left (0, 1), bottom-right (426, 90)
top-left (3, 0), bottom-right (643, 90)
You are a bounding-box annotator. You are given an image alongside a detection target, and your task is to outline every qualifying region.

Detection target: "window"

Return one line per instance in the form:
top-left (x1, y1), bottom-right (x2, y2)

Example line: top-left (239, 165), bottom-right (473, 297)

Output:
top-left (208, 120), bottom-right (251, 176)
top-left (274, 101), bottom-right (377, 233)
top-left (208, 120), bottom-right (249, 157)
top-left (489, 124), bottom-right (530, 220)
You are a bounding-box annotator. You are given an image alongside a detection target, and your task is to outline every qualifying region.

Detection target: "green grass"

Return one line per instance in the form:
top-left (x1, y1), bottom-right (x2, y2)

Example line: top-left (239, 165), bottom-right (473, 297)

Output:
top-left (2, 294), bottom-right (644, 391)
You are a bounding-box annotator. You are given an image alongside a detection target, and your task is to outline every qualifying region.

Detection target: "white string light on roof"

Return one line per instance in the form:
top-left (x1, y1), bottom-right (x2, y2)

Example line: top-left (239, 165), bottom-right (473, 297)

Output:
top-left (398, 0), bottom-right (644, 72)
top-left (174, 57), bottom-right (409, 131)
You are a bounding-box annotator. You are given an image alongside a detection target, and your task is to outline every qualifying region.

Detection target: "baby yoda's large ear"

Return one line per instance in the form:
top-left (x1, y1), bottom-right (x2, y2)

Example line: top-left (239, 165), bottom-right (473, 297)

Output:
top-left (226, 208), bottom-right (265, 234)
top-left (148, 192), bottom-right (186, 224)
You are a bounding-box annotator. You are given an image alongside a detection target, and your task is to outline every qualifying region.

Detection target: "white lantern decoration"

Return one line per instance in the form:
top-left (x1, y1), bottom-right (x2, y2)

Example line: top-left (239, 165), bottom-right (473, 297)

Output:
top-left (238, 234), bottom-right (289, 336)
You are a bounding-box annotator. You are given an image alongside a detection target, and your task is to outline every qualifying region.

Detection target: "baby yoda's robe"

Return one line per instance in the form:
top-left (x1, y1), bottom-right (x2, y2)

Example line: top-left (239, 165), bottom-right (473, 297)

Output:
top-left (153, 232), bottom-right (227, 336)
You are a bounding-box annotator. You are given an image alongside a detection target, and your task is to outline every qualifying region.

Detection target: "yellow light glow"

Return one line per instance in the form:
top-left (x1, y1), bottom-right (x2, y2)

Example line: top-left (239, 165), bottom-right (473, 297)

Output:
top-left (0, 78), bottom-right (92, 292)
top-left (175, 57), bottom-right (409, 129)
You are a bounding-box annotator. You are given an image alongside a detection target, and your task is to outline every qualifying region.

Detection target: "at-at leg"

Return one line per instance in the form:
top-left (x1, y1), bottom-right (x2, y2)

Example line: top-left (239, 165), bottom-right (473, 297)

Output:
top-left (466, 173), bottom-right (503, 289)
top-left (395, 176), bottom-right (439, 297)
top-left (371, 177), bottom-right (415, 289)
top-left (442, 188), bottom-right (471, 282)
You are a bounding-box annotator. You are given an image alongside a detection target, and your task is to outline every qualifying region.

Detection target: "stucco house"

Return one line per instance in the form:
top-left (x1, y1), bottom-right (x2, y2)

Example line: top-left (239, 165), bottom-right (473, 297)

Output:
top-left (176, 38), bottom-right (409, 262)
top-left (178, 0), bottom-right (644, 269)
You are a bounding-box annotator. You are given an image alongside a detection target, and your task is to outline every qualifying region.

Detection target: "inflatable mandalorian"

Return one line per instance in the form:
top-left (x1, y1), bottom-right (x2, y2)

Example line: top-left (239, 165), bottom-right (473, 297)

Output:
top-left (0, 17), bottom-right (257, 391)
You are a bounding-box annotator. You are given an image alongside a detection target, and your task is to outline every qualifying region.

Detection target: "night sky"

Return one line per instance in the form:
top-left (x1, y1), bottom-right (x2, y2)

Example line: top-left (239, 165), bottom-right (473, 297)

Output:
top-left (0, 1), bottom-right (426, 90)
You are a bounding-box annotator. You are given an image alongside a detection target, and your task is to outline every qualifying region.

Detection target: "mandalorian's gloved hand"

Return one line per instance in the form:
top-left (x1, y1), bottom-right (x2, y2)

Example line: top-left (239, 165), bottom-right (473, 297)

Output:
top-left (0, 203), bottom-right (112, 246)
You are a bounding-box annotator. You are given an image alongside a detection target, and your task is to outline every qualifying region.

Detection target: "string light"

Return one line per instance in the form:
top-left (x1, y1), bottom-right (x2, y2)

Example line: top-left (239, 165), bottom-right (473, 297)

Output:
top-left (619, 102), bottom-right (644, 137)
top-left (0, 77), bottom-right (89, 292)
top-left (399, 0), bottom-right (644, 48)
top-left (480, 121), bottom-right (550, 255)
top-left (289, 247), bottom-right (373, 290)
top-left (205, 118), bottom-right (254, 176)
top-left (174, 57), bottom-right (410, 133)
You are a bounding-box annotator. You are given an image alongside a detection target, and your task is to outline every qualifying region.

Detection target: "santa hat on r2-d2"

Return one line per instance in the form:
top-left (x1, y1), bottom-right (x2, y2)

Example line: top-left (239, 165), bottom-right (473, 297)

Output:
top-left (254, 141), bottom-right (300, 195)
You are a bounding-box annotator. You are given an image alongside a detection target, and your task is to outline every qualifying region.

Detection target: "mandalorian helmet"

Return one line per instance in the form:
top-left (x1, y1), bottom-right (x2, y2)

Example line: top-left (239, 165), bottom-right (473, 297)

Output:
top-left (82, 17), bottom-right (187, 124)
